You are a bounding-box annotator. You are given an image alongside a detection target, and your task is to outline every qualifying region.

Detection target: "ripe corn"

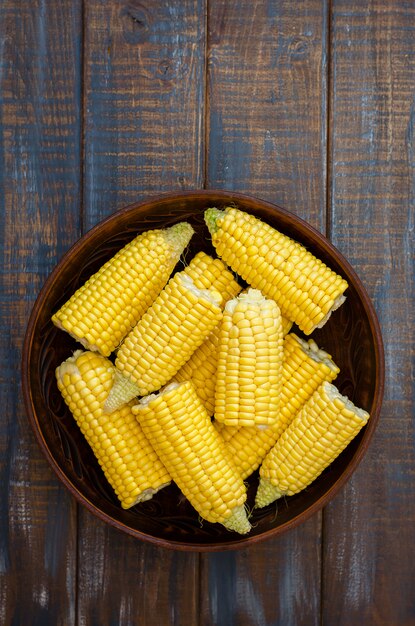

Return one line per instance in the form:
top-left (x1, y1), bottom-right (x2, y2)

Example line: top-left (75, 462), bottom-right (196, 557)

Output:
top-left (205, 206), bottom-right (348, 335)
top-left (55, 350), bottom-right (171, 509)
top-left (105, 272), bottom-right (223, 412)
top-left (215, 333), bottom-right (340, 478)
top-left (214, 288), bottom-right (284, 428)
top-left (255, 381), bottom-right (370, 508)
top-left (132, 381), bottom-right (251, 534)
top-left (172, 252), bottom-right (242, 414)
top-left (280, 315), bottom-right (293, 336)
top-left (182, 251), bottom-right (241, 306)
top-left (52, 222), bottom-right (194, 356)
top-left (173, 302), bottom-right (292, 417)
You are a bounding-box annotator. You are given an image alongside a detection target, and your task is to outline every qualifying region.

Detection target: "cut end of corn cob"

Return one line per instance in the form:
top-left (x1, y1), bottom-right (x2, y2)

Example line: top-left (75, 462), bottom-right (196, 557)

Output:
top-left (182, 251), bottom-right (241, 306)
top-left (52, 318), bottom-right (93, 351)
top-left (55, 349), bottom-right (84, 380)
top-left (221, 504), bottom-right (251, 534)
top-left (290, 334), bottom-right (340, 375)
top-left (137, 380), bottom-right (180, 407)
top-left (180, 272), bottom-right (223, 307)
top-left (223, 286), bottom-right (261, 313)
top-left (313, 293), bottom-right (347, 330)
top-left (131, 484), bottom-right (171, 507)
top-left (323, 382), bottom-right (369, 421)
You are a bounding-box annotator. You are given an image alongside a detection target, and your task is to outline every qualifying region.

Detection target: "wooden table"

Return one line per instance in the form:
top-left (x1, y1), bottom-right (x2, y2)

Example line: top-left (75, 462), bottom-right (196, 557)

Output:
top-left (1, 1), bottom-right (414, 624)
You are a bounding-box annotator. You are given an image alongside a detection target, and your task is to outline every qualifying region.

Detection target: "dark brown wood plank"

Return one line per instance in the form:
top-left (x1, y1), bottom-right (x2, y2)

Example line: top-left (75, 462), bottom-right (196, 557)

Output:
top-left (202, 1), bottom-right (329, 624)
top-left (203, 519), bottom-right (322, 626)
top-left (77, 522), bottom-right (199, 625)
top-left (83, 0), bottom-right (207, 231)
top-left (0, 0), bottom-right (82, 624)
top-left (322, 2), bottom-right (415, 624)
top-left (77, 1), bottom-right (206, 623)
top-left (206, 0), bottom-right (329, 229)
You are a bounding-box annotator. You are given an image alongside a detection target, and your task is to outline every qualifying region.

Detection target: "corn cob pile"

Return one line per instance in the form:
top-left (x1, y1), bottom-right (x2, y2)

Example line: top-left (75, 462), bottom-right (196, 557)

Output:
top-left (52, 208), bottom-right (370, 534)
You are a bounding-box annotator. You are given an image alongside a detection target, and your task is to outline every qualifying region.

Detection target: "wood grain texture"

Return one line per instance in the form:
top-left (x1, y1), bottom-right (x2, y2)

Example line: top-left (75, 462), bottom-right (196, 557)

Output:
top-left (322, 2), bottom-right (415, 624)
top-left (77, 1), bottom-right (206, 623)
top-left (0, 0), bottom-right (82, 624)
top-left (2, 0), bottom-right (413, 622)
top-left (83, 0), bottom-right (207, 231)
top-left (201, 1), bottom-right (328, 624)
top-left (77, 521), bottom-right (199, 626)
top-left (206, 0), bottom-right (329, 229)
top-left (201, 520), bottom-right (322, 626)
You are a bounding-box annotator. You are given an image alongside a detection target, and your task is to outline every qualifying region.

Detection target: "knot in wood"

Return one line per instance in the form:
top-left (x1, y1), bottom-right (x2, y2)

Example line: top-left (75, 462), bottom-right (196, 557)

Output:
top-left (288, 35), bottom-right (311, 58)
top-left (157, 58), bottom-right (179, 81)
top-left (120, 2), bottom-right (150, 45)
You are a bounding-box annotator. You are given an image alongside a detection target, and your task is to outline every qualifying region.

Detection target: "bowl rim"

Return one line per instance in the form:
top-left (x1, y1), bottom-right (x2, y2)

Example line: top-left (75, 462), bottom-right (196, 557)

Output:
top-left (21, 189), bottom-right (385, 551)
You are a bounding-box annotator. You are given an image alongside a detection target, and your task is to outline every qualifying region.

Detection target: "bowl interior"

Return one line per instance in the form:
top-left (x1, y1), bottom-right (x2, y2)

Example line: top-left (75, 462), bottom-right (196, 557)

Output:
top-left (22, 191), bottom-right (384, 550)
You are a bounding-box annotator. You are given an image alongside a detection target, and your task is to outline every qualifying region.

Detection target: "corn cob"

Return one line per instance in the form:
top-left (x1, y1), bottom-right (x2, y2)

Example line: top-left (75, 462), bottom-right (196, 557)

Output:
top-left (132, 381), bottom-right (251, 534)
top-left (172, 305), bottom-right (292, 418)
top-left (255, 381), bottom-right (369, 508)
top-left (182, 251), bottom-right (241, 305)
top-left (52, 222), bottom-right (194, 356)
top-left (215, 333), bottom-right (339, 478)
top-left (55, 350), bottom-right (171, 509)
top-left (205, 207), bottom-right (348, 335)
top-left (105, 272), bottom-right (223, 412)
top-left (171, 252), bottom-right (242, 414)
top-left (214, 288), bottom-right (284, 428)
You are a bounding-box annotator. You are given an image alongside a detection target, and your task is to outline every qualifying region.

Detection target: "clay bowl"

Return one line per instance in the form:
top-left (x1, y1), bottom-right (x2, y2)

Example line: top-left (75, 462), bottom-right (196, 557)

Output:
top-left (22, 190), bottom-right (384, 551)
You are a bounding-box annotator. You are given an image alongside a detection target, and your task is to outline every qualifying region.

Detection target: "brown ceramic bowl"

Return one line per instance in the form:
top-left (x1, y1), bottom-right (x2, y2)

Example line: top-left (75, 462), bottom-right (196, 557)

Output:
top-left (22, 190), bottom-right (384, 551)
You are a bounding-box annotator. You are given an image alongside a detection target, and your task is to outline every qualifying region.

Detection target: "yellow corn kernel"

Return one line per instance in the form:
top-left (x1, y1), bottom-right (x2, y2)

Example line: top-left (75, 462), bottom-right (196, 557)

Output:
top-left (55, 350), bottom-right (171, 509)
top-left (215, 333), bottom-right (340, 478)
top-left (255, 381), bottom-right (370, 507)
top-left (214, 288), bottom-right (284, 428)
top-left (204, 207), bottom-right (348, 335)
top-left (52, 222), bottom-right (194, 356)
top-left (132, 381), bottom-right (250, 534)
top-left (280, 315), bottom-right (293, 336)
top-left (105, 272), bottom-right (223, 411)
top-left (182, 251), bottom-right (241, 306)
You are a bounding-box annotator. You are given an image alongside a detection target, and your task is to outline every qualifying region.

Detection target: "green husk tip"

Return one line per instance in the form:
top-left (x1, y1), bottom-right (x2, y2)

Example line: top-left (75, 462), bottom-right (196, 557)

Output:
top-left (164, 221), bottom-right (194, 250)
top-left (221, 504), bottom-right (251, 535)
top-left (204, 208), bottom-right (224, 235)
top-left (255, 477), bottom-right (284, 509)
top-left (104, 371), bottom-right (141, 413)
